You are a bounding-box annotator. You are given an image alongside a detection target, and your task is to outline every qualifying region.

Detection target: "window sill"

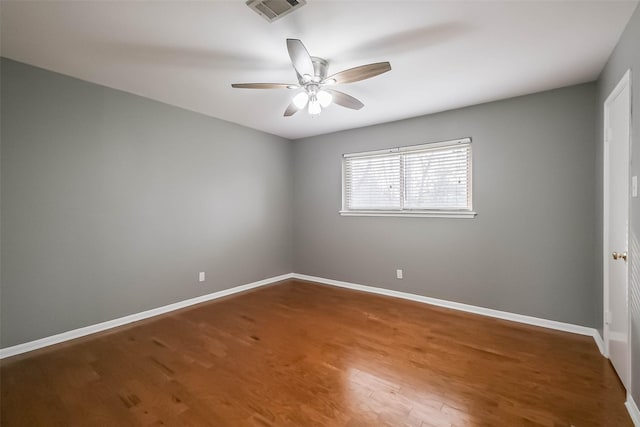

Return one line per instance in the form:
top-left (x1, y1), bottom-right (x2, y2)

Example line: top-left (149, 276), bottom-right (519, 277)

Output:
top-left (339, 210), bottom-right (477, 219)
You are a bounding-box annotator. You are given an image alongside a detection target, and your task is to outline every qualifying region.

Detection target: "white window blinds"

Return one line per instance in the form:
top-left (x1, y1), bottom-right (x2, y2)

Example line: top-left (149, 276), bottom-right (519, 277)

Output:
top-left (344, 154), bottom-right (402, 210)
top-left (342, 138), bottom-right (474, 217)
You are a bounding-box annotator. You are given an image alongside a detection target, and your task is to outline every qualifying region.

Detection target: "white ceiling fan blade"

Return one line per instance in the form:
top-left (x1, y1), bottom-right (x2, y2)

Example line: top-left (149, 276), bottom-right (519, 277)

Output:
top-left (286, 39), bottom-right (315, 80)
top-left (324, 89), bottom-right (364, 110)
top-left (231, 83), bottom-right (296, 89)
top-left (284, 102), bottom-right (300, 117)
top-left (324, 62), bottom-right (391, 85)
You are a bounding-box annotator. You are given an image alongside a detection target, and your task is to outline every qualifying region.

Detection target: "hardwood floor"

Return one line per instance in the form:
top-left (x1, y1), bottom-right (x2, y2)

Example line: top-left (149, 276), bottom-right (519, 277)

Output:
top-left (0, 279), bottom-right (631, 426)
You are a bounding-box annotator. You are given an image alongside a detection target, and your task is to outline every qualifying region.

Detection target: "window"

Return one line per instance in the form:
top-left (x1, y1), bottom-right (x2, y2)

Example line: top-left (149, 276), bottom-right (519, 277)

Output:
top-left (341, 138), bottom-right (476, 218)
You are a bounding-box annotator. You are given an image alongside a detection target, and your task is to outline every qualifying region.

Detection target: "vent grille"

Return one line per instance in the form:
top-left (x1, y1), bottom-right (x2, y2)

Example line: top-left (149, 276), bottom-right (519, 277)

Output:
top-left (246, 0), bottom-right (307, 22)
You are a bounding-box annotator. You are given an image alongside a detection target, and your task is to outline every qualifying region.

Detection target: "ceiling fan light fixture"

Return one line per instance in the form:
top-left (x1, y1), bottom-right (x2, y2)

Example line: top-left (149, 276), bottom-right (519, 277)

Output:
top-left (292, 91), bottom-right (309, 109)
top-left (231, 39), bottom-right (392, 118)
top-left (317, 90), bottom-right (332, 108)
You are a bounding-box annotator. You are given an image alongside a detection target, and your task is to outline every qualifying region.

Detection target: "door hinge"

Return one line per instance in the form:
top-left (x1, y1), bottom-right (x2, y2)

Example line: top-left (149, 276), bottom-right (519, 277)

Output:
top-left (604, 310), bottom-right (612, 325)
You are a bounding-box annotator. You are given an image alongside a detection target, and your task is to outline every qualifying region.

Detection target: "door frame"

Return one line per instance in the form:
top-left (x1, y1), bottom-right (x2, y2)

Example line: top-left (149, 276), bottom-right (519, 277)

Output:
top-left (602, 69), bottom-right (632, 389)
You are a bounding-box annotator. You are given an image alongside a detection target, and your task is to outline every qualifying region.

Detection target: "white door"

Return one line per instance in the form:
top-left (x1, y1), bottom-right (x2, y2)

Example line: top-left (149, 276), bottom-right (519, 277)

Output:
top-left (604, 70), bottom-right (631, 391)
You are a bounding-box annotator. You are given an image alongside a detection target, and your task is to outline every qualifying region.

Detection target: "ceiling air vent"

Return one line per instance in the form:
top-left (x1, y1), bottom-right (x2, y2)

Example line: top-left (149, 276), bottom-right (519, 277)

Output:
top-left (246, 0), bottom-right (307, 23)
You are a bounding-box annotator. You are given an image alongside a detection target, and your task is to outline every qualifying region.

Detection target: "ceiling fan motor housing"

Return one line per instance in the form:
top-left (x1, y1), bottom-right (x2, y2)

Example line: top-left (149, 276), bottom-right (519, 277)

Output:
top-left (310, 57), bottom-right (329, 81)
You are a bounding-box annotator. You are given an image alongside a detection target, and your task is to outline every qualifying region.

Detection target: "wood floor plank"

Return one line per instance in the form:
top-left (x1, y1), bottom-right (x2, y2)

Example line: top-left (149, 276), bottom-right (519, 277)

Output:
top-left (0, 279), bottom-right (632, 426)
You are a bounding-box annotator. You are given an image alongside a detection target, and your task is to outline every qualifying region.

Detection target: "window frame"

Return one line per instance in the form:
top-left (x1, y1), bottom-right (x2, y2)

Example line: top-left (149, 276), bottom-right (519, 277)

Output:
top-left (340, 137), bottom-right (477, 218)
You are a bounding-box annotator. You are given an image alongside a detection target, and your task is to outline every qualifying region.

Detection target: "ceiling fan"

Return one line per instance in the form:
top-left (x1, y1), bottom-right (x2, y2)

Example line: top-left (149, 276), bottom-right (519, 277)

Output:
top-left (231, 39), bottom-right (391, 117)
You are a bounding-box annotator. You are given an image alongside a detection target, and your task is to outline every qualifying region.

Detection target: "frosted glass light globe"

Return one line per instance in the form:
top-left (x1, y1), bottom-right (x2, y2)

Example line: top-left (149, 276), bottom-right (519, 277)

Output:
top-left (292, 92), bottom-right (309, 109)
top-left (308, 97), bottom-right (322, 115)
top-left (317, 90), bottom-right (333, 108)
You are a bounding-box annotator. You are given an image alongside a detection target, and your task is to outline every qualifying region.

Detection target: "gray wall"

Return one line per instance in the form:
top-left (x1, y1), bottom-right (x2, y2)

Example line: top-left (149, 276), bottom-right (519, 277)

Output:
top-left (0, 59), bottom-right (293, 348)
top-left (293, 83), bottom-right (597, 327)
top-left (0, 44), bottom-right (617, 360)
top-left (597, 2), bottom-right (640, 407)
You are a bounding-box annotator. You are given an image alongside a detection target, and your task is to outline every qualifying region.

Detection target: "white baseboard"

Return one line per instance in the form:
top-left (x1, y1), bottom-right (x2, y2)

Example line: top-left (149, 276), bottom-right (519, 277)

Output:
top-left (0, 272), bottom-right (606, 360)
top-left (292, 273), bottom-right (603, 352)
top-left (627, 394), bottom-right (640, 426)
top-left (624, 393), bottom-right (640, 427)
top-left (592, 330), bottom-right (605, 356)
top-left (0, 273), bottom-right (294, 359)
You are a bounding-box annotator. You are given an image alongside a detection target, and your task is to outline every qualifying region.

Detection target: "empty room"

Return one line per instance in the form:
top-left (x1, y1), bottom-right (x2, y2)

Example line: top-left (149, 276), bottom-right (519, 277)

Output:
top-left (1, 1), bottom-right (640, 425)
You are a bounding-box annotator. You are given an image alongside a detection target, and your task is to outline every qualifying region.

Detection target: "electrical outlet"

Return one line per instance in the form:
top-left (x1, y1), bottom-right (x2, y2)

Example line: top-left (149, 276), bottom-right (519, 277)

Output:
top-left (198, 272), bottom-right (205, 282)
top-left (396, 269), bottom-right (403, 279)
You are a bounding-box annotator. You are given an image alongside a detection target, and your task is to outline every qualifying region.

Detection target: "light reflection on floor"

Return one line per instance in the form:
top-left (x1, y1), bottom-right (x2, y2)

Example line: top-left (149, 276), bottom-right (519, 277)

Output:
top-left (345, 366), bottom-right (471, 426)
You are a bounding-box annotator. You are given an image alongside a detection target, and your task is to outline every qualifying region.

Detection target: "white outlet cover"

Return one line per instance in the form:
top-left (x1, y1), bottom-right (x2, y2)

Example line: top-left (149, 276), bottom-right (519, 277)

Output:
top-left (396, 269), bottom-right (403, 279)
top-left (198, 272), bottom-right (205, 282)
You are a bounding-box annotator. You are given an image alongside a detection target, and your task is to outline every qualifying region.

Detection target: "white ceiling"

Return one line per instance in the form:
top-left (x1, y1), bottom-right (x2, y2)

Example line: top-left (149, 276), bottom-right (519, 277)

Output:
top-left (1, 1), bottom-right (637, 140)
